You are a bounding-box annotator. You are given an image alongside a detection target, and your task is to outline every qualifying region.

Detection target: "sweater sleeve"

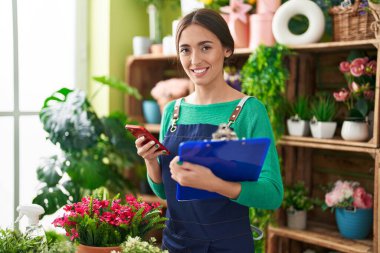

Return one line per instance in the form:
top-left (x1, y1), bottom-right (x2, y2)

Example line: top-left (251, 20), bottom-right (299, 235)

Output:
top-left (231, 99), bottom-right (284, 209)
top-left (146, 101), bottom-right (175, 200)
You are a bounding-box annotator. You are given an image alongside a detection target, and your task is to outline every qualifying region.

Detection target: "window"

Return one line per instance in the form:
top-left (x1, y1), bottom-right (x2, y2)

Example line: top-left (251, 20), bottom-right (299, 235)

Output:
top-left (0, 0), bottom-right (87, 230)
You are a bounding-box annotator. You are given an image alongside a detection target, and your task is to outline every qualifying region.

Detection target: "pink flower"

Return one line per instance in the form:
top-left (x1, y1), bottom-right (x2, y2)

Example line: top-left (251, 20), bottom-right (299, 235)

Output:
top-left (220, 0), bottom-right (252, 24)
top-left (349, 81), bottom-right (360, 92)
top-left (325, 192), bottom-right (339, 207)
top-left (339, 61), bottom-right (350, 73)
top-left (333, 88), bottom-right (350, 102)
top-left (350, 58), bottom-right (366, 77)
top-left (365, 60), bottom-right (377, 75)
top-left (353, 187), bottom-right (373, 209)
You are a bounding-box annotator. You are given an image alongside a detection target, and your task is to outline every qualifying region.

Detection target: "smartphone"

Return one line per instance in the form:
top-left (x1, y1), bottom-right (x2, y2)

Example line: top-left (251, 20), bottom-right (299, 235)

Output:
top-left (125, 124), bottom-right (170, 155)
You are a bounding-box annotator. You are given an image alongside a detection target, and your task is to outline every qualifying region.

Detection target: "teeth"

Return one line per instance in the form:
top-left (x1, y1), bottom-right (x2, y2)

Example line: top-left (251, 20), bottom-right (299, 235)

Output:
top-left (193, 68), bottom-right (206, 74)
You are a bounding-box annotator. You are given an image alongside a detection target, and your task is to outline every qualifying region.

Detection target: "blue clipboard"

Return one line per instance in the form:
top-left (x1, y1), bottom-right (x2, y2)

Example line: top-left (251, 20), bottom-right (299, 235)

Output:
top-left (176, 138), bottom-right (271, 201)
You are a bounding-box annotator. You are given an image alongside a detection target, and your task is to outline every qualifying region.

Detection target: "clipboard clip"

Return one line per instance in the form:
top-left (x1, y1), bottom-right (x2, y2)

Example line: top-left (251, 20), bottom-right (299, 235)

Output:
top-left (211, 123), bottom-right (238, 141)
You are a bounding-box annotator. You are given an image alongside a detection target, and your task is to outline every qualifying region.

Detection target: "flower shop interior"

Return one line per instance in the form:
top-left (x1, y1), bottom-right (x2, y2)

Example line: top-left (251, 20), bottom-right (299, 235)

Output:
top-left (1, 0), bottom-right (380, 252)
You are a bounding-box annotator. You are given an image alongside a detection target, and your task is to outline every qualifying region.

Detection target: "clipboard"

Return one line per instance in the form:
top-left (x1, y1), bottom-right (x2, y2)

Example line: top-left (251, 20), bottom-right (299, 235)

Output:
top-left (176, 138), bottom-right (271, 201)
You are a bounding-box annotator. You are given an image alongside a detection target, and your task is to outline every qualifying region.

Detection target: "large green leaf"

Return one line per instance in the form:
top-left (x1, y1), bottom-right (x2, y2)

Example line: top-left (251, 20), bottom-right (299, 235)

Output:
top-left (32, 186), bottom-right (69, 215)
top-left (39, 89), bottom-right (103, 152)
top-left (65, 152), bottom-right (108, 190)
top-left (36, 155), bottom-right (63, 187)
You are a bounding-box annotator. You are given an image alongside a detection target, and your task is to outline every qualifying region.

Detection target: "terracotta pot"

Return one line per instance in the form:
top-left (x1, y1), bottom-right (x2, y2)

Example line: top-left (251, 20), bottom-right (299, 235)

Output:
top-left (249, 14), bottom-right (275, 49)
top-left (77, 244), bottom-right (122, 253)
top-left (221, 14), bottom-right (250, 48)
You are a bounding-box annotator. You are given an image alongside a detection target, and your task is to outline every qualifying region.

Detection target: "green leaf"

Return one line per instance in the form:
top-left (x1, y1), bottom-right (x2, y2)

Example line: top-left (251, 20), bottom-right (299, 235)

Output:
top-left (93, 76), bottom-right (142, 100)
top-left (39, 89), bottom-right (103, 152)
top-left (32, 186), bottom-right (69, 215)
top-left (36, 156), bottom-right (63, 187)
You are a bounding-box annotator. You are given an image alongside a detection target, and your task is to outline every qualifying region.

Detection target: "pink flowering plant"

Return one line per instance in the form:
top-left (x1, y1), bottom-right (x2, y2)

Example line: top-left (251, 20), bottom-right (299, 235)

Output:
top-left (333, 53), bottom-right (376, 122)
top-left (52, 194), bottom-right (166, 247)
top-left (323, 180), bottom-right (373, 212)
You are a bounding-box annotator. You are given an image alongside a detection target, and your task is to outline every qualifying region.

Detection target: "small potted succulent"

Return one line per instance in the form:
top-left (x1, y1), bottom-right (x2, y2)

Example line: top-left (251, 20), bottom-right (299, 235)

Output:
top-left (309, 93), bottom-right (337, 139)
top-left (283, 182), bottom-right (314, 230)
top-left (286, 96), bottom-right (311, 137)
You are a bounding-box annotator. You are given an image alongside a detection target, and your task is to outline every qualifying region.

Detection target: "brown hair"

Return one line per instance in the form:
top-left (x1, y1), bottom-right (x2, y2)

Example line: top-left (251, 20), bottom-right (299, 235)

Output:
top-left (175, 8), bottom-right (234, 57)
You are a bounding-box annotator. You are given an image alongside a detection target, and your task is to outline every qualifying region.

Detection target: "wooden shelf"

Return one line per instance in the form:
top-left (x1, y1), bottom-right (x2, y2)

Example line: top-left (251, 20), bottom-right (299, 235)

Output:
top-left (279, 135), bottom-right (379, 154)
top-left (137, 194), bottom-right (167, 208)
top-left (268, 223), bottom-right (373, 253)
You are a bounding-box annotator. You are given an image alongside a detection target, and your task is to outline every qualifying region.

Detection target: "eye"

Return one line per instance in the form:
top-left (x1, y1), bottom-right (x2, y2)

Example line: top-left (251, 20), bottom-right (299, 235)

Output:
top-left (201, 45), bottom-right (211, 52)
top-left (179, 47), bottom-right (190, 55)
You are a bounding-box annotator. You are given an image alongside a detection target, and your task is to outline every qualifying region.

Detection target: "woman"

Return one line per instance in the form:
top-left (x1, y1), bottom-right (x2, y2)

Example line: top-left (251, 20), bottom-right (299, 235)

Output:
top-left (135, 8), bottom-right (283, 253)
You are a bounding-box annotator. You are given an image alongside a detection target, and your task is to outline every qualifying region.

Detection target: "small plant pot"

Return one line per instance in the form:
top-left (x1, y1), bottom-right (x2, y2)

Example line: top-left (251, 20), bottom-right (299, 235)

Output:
top-left (142, 100), bottom-right (161, 124)
top-left (310, 121), bottom-right (337, 139)
top-left (287, 209), bottom-right (307, 230)
top-left (341, 121), bottom-right (369, 141)
top-left (335, 207), bottom-right (373, 239)
top-left (287, 119), bottom-right (310, 137)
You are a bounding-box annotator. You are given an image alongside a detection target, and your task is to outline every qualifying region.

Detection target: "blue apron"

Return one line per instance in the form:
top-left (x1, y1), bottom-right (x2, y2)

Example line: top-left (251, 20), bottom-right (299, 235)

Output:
top-left (159, 98), bottom-right (255, 253)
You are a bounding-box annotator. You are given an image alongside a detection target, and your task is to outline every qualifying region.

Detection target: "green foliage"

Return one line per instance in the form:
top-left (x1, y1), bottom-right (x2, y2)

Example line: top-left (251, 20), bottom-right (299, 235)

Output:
top-left (33, 77), bottom-right (144, 216)
top-left (249, 208), bottom-right (275, 253)
top-left (46, 230), bottom-right (76, 253)
top-left (310, 93), bottom-right (337, 122)
top-left (0, 229), bottom-right (47, 253)
top-left (241, 43), bottom-right (291, 141)
top-left (283, 182), bottom-right (314, 211)
top-left (286, 96), bottom-right (311, 120)
top-left (119, 236), bottom-right (168, 253)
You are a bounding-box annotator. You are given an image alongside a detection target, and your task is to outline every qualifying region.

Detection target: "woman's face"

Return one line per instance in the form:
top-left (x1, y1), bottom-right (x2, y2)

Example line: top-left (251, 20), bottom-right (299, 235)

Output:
top-left (178, 24), bottom-right (231, 88)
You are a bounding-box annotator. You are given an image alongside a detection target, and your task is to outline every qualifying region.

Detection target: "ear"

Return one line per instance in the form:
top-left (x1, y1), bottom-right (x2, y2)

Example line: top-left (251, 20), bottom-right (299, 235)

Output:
top-left (224, 48), bottom-right (232, 58)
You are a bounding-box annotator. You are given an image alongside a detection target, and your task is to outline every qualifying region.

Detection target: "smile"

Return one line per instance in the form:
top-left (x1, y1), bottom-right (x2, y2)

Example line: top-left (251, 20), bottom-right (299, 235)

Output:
top-left (191, 67), bottom-right (208, 76)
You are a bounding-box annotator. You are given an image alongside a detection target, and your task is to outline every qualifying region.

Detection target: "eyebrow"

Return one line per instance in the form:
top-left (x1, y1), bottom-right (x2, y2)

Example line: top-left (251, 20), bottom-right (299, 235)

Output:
top-left (179, 40), bottom-right (213, 48)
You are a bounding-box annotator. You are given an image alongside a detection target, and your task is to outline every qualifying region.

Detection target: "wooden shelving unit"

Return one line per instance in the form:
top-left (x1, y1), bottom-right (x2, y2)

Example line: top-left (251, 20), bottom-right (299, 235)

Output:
top-left (125, 39), bottom-right (380, 253)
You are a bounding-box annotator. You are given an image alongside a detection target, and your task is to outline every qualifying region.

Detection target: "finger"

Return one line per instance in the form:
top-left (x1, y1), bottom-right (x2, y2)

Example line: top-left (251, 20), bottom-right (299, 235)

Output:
top-left (135, 136), bottom-right (146, 147)
top-left (137, 140), bottom-right (157, 157)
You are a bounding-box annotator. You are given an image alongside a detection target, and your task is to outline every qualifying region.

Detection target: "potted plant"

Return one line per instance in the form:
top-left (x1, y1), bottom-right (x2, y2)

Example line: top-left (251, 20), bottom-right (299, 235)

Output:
top-left (282, 182), bottom-right (314, 230)
top-left (285, 96), bottom-right (311, 137)
top-left (32, 76), bottom-right (143, 216)
top-left (309, 93), bottom-right (337, 139)
top-left (113, 236), bottom-right (168, 253)
top-left (52, 193), bottom-right (167, 253)
top-left (323, 180), bottom-right (373, 239)
top-left (241, 43), bottom-right (291, 141)
top-left (333, 53), bottom-right (376, 141)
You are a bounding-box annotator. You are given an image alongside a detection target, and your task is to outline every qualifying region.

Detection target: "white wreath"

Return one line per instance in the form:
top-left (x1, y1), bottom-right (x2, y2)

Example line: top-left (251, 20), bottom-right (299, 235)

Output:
top-left (272, 0), bottom-right (325, 45)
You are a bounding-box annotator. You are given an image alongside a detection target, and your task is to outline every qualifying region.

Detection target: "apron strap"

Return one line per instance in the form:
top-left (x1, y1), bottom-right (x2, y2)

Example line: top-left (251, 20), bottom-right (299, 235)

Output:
top-left (170, 98), bottom-right (182, 132)
top-left (227, 96), bottom-right (252, 128)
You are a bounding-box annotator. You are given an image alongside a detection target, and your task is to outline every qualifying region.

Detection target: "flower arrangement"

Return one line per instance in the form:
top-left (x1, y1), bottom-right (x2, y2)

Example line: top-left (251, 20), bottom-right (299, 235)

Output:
top-left (333, 55), bottom-right (376, 122)
top-left (52, 194), bottom-right (166, 247)
top-left (323, 180), bottom-right (373, 211)
top-left (112, 236), bottom-right (168, 253)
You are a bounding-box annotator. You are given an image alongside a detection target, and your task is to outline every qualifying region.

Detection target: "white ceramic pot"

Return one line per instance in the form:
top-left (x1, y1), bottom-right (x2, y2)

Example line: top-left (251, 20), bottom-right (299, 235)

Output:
top-left (341, 121), bottom-right (369, 141)
top-left (287, 209), bottom-right (307, 230)
top-left (287, 119), bottom-right (310, 137)
top-left (310, 121), bottom-right (337, 139)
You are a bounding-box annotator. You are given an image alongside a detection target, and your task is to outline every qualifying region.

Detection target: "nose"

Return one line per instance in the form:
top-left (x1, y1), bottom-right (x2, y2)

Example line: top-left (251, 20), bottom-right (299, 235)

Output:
top-left (191, 50), bottom-right (202, 66)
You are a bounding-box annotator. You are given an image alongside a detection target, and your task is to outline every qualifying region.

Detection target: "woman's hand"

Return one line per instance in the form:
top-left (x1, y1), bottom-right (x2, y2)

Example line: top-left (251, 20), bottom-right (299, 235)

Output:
top-left (169, 156), bottom-right (242, 199)
top-left (135, 136), bottom-right (166, 162)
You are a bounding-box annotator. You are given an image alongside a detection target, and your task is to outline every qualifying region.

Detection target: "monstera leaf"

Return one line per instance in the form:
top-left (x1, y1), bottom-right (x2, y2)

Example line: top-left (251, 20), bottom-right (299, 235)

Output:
top-left (33, 186), bottom-right (69, 215)
top-left (93, 76), bottom-right (142, 100)
top-left (36, 155), bottom-right (63, 187)
top-left (40, 88), bottom-right (103, 152)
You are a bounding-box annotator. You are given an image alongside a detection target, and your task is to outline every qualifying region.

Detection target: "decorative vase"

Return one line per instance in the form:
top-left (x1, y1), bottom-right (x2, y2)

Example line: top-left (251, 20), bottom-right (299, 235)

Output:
top-left (335, 207), bottom-right (373, 239)
top-left (221, 13), bottom-right (250, 48)
top-left (287, 119), bottom-right (310, 137)
top-left (310, 121), bottom-right (337, 139)
top-left (249, 14), bottom-right (275, 49)
top-left (341, 121), bottom-right (369, 141)
top-left (77, 244), bottom-right (122, 253)
top-left (142, 100), bottom-right (161, 124)
top-left (287, 209), bottom-right (307, 230)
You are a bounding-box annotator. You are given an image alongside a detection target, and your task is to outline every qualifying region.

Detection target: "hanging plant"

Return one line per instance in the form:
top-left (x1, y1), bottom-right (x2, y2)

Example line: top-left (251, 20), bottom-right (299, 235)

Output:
top-left (241, 43), bottom-right (291, 141)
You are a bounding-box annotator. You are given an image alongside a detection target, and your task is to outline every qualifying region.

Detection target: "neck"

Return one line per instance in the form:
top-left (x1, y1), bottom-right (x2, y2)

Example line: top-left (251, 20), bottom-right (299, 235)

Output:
top-left (187, 82), bottom-right (243, 105)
